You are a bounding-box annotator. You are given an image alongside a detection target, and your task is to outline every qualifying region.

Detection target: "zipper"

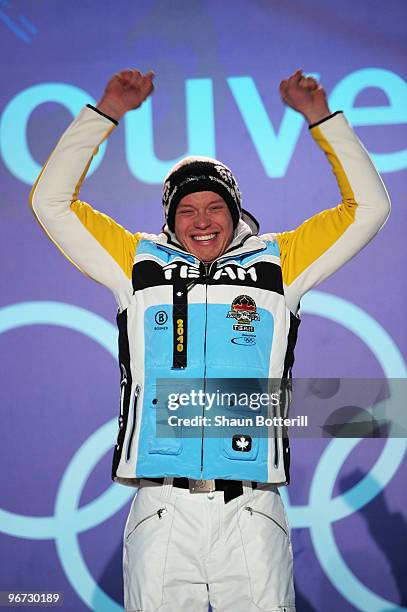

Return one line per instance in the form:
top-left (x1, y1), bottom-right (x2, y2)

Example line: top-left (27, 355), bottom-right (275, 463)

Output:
top-left (198, 255), bottom-right (262, 476)
top-left (119, 364), bottom-right (127, 424)
top-left (155, 241), bottom-right (265, 475)
top-left (244, 506), bottom-right (288, 537)
top-left (126, 384), bottom-right (141, 462)
top-left (117, 364), bottom-right (127, 436)
top-left (276, 379), bottom-right (290, 468)
top-left (273, 399), bottom-right (279, 468)
top-left (126, 507), bottom-right (167, 541)
top-left (200, 262), bottom-right (214, 477)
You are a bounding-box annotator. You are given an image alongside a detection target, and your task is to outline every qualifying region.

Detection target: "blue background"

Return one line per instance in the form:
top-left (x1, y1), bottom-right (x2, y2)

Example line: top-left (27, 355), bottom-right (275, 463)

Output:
top-left (0, 1), bottom-right (406, 610)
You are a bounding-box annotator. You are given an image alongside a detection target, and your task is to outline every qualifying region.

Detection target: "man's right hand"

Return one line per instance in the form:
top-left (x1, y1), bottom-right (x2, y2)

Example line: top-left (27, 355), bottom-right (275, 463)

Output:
top-left (96, 69), bottom-right (155, 122)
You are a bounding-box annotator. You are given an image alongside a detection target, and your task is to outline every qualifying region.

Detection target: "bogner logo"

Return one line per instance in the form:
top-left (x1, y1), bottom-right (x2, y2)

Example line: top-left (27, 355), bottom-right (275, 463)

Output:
top-left (227, 295), bottom-right (260, 332)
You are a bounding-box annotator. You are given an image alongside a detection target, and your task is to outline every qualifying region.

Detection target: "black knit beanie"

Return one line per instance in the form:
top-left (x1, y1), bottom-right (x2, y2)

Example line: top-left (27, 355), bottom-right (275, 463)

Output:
top-left (162, 156), bottom-right (242, 232)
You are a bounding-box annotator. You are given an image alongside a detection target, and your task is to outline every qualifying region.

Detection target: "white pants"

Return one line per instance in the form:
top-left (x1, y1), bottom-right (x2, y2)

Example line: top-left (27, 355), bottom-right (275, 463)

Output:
top-left (123, 479), bottom-right (295, 612)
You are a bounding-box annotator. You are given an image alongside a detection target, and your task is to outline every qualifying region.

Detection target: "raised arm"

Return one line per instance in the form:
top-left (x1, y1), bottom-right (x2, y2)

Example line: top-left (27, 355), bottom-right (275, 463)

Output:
top-left (266, 70), bottom-right (391, 313)
top-left (30, 69), bottom-right (155, 310)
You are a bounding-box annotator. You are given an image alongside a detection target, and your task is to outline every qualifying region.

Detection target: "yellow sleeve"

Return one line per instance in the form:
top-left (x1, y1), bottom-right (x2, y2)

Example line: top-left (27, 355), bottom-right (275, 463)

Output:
top-left (70, 200), bottom-right (140, 280)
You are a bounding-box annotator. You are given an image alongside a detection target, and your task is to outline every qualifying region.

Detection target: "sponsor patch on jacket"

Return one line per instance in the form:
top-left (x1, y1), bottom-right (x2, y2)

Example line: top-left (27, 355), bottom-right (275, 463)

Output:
top-left (154, 310), bottom-right (169, 330)
top-left (232, 434), bottom-right (252, 452)
top-left (227, 295), bottom-right (260, 333)
top-left (231, 335), bottom-right (256, 346)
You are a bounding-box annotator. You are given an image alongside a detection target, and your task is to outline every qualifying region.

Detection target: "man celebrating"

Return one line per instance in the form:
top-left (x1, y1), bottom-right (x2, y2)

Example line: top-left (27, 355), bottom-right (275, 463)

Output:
top-left (30, 68), bottom-right (390, 611)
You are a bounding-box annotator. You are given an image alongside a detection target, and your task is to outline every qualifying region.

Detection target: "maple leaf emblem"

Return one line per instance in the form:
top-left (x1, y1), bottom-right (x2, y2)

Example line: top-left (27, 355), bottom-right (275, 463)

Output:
top-left (236, 436), bottom-right (249, 450)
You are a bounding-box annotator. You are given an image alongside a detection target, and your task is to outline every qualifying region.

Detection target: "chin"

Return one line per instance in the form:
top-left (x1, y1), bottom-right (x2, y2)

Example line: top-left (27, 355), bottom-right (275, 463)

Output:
top-left (194, 246), bottom-right (219, 260)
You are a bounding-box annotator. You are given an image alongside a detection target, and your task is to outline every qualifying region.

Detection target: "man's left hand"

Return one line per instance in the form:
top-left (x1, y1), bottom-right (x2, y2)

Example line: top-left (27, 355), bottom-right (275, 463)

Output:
top-left (279, 69), bottom-right (331, 124)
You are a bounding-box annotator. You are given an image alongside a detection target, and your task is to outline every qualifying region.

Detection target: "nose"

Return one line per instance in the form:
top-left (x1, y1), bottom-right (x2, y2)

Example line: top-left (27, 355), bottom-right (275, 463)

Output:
top-left (194, 209), bottom-right (211, 229)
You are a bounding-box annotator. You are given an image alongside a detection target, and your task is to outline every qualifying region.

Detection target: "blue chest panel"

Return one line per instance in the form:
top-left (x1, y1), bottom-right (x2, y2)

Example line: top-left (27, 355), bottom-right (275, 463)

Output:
top-left (130, 238), bottom-right (287, 481)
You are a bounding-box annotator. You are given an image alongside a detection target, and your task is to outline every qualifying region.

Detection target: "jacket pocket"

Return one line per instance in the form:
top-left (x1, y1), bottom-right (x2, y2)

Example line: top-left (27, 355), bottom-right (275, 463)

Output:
top-left (220, 398), bottom-right (260, 461)
top-left (147, 383), bottom-right (183, 455)
top-left (222, 434), bottom-right (259, 461)
top-left (126, 384), bottom-right (141, 462)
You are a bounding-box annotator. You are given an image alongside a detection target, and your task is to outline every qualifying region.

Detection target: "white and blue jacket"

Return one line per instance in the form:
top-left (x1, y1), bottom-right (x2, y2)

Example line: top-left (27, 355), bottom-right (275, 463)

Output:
top-left (30, 106), bottom-right (390, 487)
top-left (113, 230), bottom-right (299, 484)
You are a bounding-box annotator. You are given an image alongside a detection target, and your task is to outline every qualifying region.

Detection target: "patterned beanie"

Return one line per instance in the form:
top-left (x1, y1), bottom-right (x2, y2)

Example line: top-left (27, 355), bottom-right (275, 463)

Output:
top-left (162, 156), bottom-right (242, 232)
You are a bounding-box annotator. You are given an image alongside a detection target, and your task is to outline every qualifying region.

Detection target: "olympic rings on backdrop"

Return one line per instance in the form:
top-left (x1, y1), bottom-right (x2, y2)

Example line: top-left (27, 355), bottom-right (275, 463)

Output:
top-left (0, 296), bottom-right (405, 611)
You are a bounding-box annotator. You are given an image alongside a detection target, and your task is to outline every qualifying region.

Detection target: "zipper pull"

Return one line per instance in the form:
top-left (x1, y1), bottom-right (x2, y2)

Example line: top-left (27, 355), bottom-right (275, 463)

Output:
top-left (245, 506), bottom-right (253, 515)
top-left (199, 262), bottom-right (209, 283)
top-left (157, 508), bottom-right (167, 519)
top-left (200, 261), bottom-right (217, 283)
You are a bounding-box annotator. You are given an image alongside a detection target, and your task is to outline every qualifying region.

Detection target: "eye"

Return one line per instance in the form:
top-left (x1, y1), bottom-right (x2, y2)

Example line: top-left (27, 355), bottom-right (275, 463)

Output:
top-left (209, 203), bottom-right (226, 212)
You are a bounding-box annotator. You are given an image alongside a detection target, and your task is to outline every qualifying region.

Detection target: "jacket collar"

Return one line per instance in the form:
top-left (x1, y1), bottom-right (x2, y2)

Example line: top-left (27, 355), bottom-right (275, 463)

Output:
top-left (153, 219), bottom-right (266, 262)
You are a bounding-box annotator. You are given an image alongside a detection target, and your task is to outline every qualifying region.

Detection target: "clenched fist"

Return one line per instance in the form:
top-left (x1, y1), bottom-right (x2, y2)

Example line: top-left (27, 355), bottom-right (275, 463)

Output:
top-left (279, 69), bottom-right (330, 125)
top-left (96, 69), bottom-right (155, 121)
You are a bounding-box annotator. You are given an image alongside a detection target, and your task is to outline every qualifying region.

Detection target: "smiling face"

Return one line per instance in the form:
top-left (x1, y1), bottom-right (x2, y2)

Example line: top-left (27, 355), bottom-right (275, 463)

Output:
top-left (174, 191), bottom-right (234, 263)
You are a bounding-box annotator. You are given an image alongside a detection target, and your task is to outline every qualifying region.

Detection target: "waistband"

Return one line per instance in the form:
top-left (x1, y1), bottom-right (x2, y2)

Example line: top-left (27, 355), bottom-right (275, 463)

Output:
top-left (144, 477), bottom-right (258, 503)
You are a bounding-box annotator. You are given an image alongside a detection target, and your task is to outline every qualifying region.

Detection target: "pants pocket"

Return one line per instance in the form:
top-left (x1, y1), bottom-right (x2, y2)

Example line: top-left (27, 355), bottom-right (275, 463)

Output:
top-left (123, 490), bottom-right (173, 612)
top-left (237, 489), bottom-right (295, 611)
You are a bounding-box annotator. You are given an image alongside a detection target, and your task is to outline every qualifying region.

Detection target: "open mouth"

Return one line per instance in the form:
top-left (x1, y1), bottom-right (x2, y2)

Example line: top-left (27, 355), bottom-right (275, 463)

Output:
top-left (192, 233), bottom-right (217, 242)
